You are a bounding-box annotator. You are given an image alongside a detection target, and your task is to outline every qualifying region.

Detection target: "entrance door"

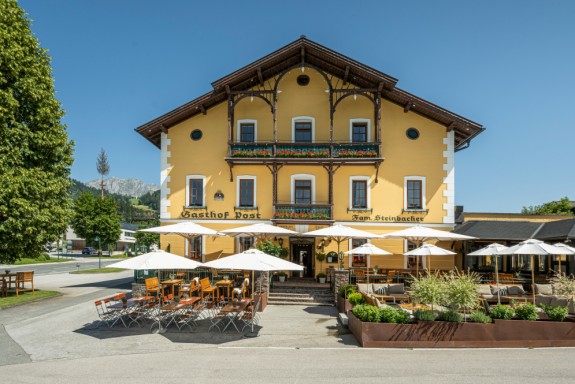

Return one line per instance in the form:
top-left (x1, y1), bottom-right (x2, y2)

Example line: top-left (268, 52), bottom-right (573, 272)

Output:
top-left (292, 243), bottom-right (314, 278)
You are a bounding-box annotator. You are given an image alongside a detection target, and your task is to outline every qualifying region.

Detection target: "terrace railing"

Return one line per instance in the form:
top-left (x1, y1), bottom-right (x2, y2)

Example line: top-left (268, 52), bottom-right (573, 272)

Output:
top-left (229, 142), bottom-right (380, 159)
top-left (274, 203), bottom-right (332, 220)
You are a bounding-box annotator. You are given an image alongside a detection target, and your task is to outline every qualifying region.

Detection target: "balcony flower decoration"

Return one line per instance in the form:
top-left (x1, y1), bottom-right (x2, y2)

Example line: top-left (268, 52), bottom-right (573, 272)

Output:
top-left (232, 148), bottom-right (272, 158)
top-left (276, 148), bottom-right (329, 158)
top-left (274, 210), bottom-right (330, 220)
top-left (336, 149), bottom-right (378, 158)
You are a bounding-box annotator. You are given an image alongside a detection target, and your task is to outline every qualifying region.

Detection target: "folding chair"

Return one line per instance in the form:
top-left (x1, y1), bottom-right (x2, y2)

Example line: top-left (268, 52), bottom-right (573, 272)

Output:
top-left (241, 298), bottom-right (261, 332)
top-left (94, 299), bottom-right (114, 328)
top-left (104, 297), bottom-right (127, 327)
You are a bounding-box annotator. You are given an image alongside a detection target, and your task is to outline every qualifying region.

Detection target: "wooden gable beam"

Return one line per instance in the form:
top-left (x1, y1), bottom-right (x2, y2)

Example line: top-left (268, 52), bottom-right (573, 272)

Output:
top-left (225, 85), bottom-right (231, 95)
top-left (378, 82), bottom-right (384, 94)
top-left (300, 46), bottom-right (305, 68)
top-left (343, 65), bottom-right (350, 85)
top-left (257, 67), bottom-right (264, 86)
top-left (199, 104), bottom-right (207, 115)
top-left (159, 124), bottom-right (168, 134)
top-left (404, 101), bottom-right (414, 113)
top-left (447, 122), bottom-right (456, 132)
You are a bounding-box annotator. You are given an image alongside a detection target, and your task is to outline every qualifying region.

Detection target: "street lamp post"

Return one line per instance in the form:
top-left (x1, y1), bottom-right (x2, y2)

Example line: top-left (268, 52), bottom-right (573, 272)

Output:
top-left (96, 236), bottom-right (101, 269)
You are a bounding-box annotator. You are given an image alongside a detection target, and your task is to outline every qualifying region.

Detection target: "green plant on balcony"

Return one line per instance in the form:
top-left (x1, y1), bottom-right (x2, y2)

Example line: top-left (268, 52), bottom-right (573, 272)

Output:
top-left (274, 210), bottom-right (330, 220)
top-left (276, 149), bottom-right (329, 158)
top-left (232, 148), bottom-right (272, 158)
top-left (336, 149), bottom-right (378, 158)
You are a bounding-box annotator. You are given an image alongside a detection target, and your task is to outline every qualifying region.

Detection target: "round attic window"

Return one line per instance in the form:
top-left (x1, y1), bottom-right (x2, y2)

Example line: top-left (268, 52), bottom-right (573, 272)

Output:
top-left (406, 128), bottom-right (420, 140)
top-left (297, 75), bottom-right (310, 86)
top-left (190, 129), bottom-right (203, 141)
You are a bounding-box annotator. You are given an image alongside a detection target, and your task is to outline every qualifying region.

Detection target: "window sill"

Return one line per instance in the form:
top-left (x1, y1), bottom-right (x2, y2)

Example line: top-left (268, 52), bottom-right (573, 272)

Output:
top-left (347, 208), bottom-right (372, 213)
top-left (184, 205), bottom-right (207, 210)
top-left (234, 206), bottom-right (258, 211)
top-left (402, 209), bottom-right (428, 213)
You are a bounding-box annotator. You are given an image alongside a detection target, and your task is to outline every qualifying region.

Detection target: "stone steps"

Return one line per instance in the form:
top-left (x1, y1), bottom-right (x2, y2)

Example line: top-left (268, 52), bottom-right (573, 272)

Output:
top-left (269, 285), bottom-right (334, 306)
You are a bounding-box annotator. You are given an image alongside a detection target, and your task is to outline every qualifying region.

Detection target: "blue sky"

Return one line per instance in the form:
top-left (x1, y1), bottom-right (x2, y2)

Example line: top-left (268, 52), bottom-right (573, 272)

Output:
top-left (18, 0), bottom-right (575, 213)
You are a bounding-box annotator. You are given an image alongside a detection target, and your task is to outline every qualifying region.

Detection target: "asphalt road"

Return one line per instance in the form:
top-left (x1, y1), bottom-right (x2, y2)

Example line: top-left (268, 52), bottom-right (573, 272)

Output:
top-left (1, 255), bottom-right (123, 275)
top-left (1, 270), bottom-right (575, 383)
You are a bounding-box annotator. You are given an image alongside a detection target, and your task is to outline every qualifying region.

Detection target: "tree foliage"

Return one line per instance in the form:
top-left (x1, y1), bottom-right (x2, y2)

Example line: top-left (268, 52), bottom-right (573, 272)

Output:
top-left (71, 193), bottom-right (121, 249)
top-left (134, 221), bottom-right (160, 250)
top-left (0, 1), bottom-right (74, 263)
top-left (96, 148), bottom-right (110, 199)
top-left (521, 197), bottom-right (574, 215)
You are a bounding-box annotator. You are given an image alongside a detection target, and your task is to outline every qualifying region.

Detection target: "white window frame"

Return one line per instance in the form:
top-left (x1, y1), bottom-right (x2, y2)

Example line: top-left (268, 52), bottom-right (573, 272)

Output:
top-left (404, 240), bottom-right (426, 268)
top-left (349, 176), bottom-right (371, 210)
top-left (403, 176), bottom-right (426, 211)
top-left (186, 175), bottom-right (206, 207)
top-left (236, 119), bottom-right (257, 142)
top-left (236, 175), bottom-right (257, 208)
top-left (290, 174), bottom-right (316, 204)
top-left (291, 116), bottom-right (315, 143)
top-left (349, 118), bottom-right (371, 143)
top-left (185, 235), bottom-right (206, 262)
top-left (348, 238), bottom-right (370, 268)
top-left (236, 236), bottom-right (256, 252)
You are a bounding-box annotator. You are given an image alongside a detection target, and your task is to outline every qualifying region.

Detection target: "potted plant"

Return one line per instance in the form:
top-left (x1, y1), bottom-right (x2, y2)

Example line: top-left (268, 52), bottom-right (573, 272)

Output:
top-left (316, 252), bottom-right (326, 272)
top-left (317, 272), bottom-right (327, 284)
top-left (277, 271), bottom-right (287, 282)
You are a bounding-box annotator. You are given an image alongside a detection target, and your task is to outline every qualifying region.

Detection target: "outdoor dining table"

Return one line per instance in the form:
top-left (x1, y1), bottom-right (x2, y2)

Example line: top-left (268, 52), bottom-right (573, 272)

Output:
top-left (160, 279), bottom-right (183, 297)
top-left (215, 279), bottom-right (234, 300)
top-left (158, 297), bottom-right (200, 329)
top-left (218, 299), bottom-right (249, 333)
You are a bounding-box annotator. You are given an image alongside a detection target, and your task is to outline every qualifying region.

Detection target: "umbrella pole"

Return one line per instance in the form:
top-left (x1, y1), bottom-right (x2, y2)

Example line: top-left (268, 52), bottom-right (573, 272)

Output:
top-left (495, 255), bottom-right (501, 305)
top-left (366, 255), bottom-right (369, 294)
top-left (531, 255), bottom-right (535, 303)
top-left (245, 269), bottom-right (258, 338)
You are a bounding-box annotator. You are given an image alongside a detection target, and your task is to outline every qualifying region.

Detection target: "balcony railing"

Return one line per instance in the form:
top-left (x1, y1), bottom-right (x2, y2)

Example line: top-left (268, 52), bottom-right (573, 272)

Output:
top-left (274, 203), bottom-right (332, 220)
top-left (229, 142), bottom-right (379, 159)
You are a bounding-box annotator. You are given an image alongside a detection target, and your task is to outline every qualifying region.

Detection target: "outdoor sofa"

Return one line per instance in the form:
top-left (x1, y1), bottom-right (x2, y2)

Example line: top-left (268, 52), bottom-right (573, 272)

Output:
top-left (533, 283), bottom-right (575, 314)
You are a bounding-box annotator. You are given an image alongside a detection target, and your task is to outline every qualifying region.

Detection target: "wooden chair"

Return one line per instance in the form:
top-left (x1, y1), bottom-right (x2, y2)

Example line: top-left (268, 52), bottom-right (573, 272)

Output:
top-left (200, 277), bottom-right (217, 302)
top-left (15, 271), bottom-right (34, 296)
top-left (354, 269), bottom-right (366, 283)
top-left (145, 277), bottom-right (162, 298)
top-left (179, 277), bottom-right (201, 298)
top-left (0, 278), bottom-right (7, 298)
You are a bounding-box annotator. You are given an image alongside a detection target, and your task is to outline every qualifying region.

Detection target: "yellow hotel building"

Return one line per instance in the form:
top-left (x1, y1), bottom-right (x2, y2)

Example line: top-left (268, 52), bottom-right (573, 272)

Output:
top-left (136, 37), bottom-right (484, 277)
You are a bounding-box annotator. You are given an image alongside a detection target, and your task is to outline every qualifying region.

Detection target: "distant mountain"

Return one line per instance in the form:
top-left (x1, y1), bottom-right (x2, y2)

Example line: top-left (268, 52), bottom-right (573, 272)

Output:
top-left (85, 177), bottom-right (159, 198)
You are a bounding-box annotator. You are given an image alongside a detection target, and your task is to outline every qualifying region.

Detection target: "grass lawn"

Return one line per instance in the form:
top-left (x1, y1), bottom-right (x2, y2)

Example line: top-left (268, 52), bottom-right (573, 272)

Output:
top-left (0, 290), bottom-right (61, 308)
top-left (84, 254), bottom-right (130, 259)
top-left (15, 257), bottom-right (74, 265)
top-left (69, 267), bottom-right (126, 274)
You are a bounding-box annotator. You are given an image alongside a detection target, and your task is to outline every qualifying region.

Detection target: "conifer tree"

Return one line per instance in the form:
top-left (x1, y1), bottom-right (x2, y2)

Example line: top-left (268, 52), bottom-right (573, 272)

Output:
top-left (0, 1), bottom-right (74, 263)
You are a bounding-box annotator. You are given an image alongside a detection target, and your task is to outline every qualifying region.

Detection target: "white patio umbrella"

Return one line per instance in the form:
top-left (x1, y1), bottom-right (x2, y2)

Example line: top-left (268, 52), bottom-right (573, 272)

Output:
top-left (403, 243), bottom-right (456, 275)
top-left (302, 224), bottom-right (380, 268)
top-left (382, 225), bottom-right (475, 273)
top-left (468, 243), bottom-right (509, 304)
top-left (496, 239), bottom-right (568, 302)
top-left (108, 250), bottom-right (203, 333)
top-left (139, 221), bottom-right (221, 260)
top-left (553, 243), bottom-right (575, 272)
top-left (344, 243), bottom-right (393, 294)
top-left (203, 249), bottom-right (303, 336)
top-left (220, 222), bottom-right (298, 243)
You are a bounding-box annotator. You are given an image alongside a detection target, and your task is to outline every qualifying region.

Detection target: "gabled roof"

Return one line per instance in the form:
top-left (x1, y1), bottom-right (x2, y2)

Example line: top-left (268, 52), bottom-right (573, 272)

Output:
top-left (454, 221), bottom-right (543, 241)
top-left (533, 218), bottom-right (575, 241)
top-left (135, 36), bottom-right (484, 150)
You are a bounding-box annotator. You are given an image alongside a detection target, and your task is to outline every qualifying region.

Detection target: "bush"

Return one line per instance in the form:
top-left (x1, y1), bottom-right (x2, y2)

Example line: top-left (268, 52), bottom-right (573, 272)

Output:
top-left (438, 310), bottom-right (463, 323)
top-left (338, 284), bottom-right (356, 298)
top-left (514, 303), bottom-right (538, 321)
top-left (490, 304), bottom-right (515, 320)
top-left (413, 310), bottom-right (436, 321)
top-left (542, 305), bottom-right (569, 322)
top-left (352, 304), bottom-right (380, 322)
top-left (469, 311), bottom-right (492, 323)
top-left (378, 307), bottom-right (400, 323)
top-left (443, 269), bottom-right (481, 312)
top-left (347, 292), bottom-right (364, 306)
top-left (393, 309), bottom-right (412, 324)
top-left (549, 273), bottom-right (575, 296)
top-left (409, 272), bottom-right (447, 309)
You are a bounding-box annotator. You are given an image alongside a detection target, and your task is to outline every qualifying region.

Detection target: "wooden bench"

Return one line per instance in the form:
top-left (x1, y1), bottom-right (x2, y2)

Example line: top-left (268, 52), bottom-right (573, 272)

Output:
top-left (15, 271), bottom-right (34, 296)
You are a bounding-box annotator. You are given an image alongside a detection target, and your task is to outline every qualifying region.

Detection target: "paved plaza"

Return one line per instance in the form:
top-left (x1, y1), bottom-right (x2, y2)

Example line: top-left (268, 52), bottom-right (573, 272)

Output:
top-left (1, 271), bottom-right (575, 383)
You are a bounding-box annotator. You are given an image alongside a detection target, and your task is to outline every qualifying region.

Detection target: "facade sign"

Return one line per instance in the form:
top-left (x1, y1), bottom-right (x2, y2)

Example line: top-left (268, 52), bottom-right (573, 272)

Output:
top-left (351, 214), bottom-right (424, 223)
top-left (181, 209), bottom-right (261, 220)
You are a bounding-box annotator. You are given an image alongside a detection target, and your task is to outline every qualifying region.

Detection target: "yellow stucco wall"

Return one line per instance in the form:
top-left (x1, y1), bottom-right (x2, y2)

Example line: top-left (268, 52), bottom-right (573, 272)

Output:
top-left (159, 67), bottom-right (455, 271)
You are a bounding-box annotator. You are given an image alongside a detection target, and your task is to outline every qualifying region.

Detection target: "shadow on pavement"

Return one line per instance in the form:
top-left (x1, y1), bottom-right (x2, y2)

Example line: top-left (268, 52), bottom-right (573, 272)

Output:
top-left (64, 277), bottom-right (133, 290)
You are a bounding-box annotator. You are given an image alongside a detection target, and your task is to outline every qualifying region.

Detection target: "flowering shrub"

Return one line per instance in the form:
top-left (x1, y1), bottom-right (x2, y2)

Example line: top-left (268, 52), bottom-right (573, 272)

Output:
top-left (336, 149), bottom-right (378, 158)
top-left (276, 149), bottom-right (329, 158)
top-left (232, 149), bottom-right (272, 157)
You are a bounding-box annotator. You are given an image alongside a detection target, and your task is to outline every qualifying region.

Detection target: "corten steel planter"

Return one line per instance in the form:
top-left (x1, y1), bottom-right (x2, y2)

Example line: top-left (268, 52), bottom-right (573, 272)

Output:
top-left (337, 297), bottom-right (353, 314)
top-left (348, 312), bottom-right (575, 348)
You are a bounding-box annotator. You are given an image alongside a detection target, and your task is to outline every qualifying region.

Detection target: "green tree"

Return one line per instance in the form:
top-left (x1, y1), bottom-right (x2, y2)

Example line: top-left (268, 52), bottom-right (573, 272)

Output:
top-left (71, 192), bottom-right (121, 250)
top-left (0, 1), bottom-right (74, 264)
top-left (522, 197), bottom-right (574, 215)
top-left (96, 148), bottom-right (109, 199)
top-left (134, 223), bottom-right (160, 252)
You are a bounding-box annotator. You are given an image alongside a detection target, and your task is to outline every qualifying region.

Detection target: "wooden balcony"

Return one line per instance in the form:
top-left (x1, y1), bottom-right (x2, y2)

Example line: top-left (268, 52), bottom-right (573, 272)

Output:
top-left (227, 142), bottom-right (381, 163)
top-left (272, 203), bottom-right (333, 223)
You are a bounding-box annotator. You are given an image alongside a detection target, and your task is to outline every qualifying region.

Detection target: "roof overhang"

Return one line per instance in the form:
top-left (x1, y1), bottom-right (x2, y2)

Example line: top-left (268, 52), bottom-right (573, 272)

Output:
top-left (135, 36), bottom-right (484, 150)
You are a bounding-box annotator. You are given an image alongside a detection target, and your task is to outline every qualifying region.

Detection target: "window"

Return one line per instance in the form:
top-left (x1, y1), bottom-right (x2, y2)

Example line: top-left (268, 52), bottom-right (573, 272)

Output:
top-left (295, 180), bottom-right (312, 204)
top-left (351, 238), bottom-right (368, 267)
top-left (349, 119), bottom-right (370, 142)
top-left (237, 176), bottom-right (256, 208)
top-left (290, 174), bottom-right (315, 204)
top-left (404, 176), bottom-right (426, 211)
top-left (238, 236), bottom-right (255, 252)
top-left (405, 240), bottom-right (423, 269)
top-left (188, 236), bottom-right (202, 260)
top-left (349, 176), bottom-right (370, 210)
top-left (291, 117), bottom-right (315, 142)
top-left (186, 175), bottom-right (206, 207)
top-left (237, 120), bottom-right (257, 142)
